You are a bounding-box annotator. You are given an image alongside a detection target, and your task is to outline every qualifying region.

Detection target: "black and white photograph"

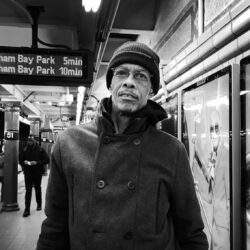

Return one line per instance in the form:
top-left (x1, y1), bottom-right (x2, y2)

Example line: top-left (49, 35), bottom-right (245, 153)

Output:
top-left (0, 0), bottom-right (249, 249)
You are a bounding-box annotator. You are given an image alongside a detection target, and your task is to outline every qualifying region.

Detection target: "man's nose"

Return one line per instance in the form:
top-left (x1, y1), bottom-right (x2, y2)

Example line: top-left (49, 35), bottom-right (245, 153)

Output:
top-left (122, 73), bottom-right (136, 88)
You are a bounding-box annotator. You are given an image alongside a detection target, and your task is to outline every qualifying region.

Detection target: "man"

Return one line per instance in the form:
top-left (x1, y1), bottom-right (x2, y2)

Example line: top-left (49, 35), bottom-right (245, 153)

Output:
top-left (37, 42), bottom-right (208, 250)
top-left (208, 110), bottom-right (230, 250)
top-left (192, 109), bottom-right (230, 250)
top-left (19, 135), bottom-right (50, 217)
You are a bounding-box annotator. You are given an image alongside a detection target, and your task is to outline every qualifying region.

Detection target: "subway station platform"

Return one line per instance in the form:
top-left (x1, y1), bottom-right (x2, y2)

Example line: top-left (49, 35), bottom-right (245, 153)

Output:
top-left (0, 172), bottom-right (48, 250)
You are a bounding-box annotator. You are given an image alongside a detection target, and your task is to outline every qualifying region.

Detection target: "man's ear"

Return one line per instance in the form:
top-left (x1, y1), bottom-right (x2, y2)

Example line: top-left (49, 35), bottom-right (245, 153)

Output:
top-left (148, 89), bottom-right (154, 98)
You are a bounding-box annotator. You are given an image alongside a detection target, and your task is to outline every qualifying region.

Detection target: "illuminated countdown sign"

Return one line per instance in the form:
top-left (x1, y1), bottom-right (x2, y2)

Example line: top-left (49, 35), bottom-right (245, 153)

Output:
top-left (0, 46), bottom-right (93, 86)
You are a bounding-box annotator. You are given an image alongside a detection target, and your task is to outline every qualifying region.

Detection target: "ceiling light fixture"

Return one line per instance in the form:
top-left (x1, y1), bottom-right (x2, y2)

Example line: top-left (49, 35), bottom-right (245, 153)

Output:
top-left (76, 86), bottom-right (86, 125)
top-left (82, 0), bottom-right (101, 12)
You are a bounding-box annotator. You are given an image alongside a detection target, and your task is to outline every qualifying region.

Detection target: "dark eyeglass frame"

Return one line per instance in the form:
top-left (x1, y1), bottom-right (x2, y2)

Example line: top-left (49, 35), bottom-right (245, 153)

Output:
top-left (111, 67), bottom-right (152, 82)
top-left (210, 123), bottom-right (220, 133)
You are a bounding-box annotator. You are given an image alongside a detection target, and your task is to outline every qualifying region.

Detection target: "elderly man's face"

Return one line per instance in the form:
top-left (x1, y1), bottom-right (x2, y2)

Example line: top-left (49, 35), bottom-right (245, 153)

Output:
top-left (210, 111), bottom-right (221, 150)
top-left (109, 63), bottom-right (152, 114)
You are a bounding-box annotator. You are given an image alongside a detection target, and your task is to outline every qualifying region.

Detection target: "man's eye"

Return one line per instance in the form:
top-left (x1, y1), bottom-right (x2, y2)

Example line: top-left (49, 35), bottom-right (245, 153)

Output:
top-left (214, 124), bottom-right (219, 133)
top-left (135, 72), bottom-right (148, 81)
top-left (210, 126), bottom-right (214, 133)
top-left (115, 69), bottom-right (128, 76)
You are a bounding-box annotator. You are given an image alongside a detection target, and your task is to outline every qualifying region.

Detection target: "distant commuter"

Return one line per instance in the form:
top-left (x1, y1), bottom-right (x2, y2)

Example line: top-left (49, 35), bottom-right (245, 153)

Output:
top-left (37, 42), bottom-right (208, 250)
top-left (19, 135), bottom-right (49, 217)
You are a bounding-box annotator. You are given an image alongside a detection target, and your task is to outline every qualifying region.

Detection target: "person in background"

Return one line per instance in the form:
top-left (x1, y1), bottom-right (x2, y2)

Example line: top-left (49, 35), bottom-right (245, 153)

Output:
top-left (37, 42), bottom-right (208, 250)
top-left (19, 135), bottom-right (49, 217)
top-left (192, 110), bottom-right (230, 250)
top-left (208, 110), bottom-right (230, 250)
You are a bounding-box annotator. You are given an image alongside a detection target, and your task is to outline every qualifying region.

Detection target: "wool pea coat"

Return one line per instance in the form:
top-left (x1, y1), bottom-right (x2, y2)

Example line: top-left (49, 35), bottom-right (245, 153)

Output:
top-left (37, 98), bottom-right (208, 250)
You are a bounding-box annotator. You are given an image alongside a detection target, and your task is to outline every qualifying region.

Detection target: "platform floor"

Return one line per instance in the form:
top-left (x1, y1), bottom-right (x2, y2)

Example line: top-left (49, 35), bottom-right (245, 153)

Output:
top-left (0, 173), bottom-right (48, 250)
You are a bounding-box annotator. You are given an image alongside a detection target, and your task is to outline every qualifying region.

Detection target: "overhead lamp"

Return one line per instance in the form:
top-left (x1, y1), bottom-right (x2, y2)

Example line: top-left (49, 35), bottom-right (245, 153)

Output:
top-left (78, 86), bottom-right (86, 94)
top-left (76, 86), bottom-right (86, 125)
top-left (58, 101), bottom-right (66, 106)
top-left (240, 90), bottom-right (250, 95)
top-left (60, 87), bottom-right (74, 106)
top-left (60, 94), bottom-right (74, 104)
top-left (82, 0), bottom-right (101, 12)
top-left (19, 116), bottom-right (31, 125)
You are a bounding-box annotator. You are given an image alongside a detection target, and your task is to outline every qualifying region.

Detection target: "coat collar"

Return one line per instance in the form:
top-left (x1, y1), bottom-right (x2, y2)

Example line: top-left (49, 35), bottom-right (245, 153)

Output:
top-left (95, 97), bottom-right (167, 135)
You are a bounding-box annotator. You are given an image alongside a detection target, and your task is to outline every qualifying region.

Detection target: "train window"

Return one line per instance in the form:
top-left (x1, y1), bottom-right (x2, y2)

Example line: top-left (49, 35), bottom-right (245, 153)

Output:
top-left (160, 93), bottom-right (178, 137)
top-left (181, 66), bottom-right (232, 250)
top-left (240, 56), bottom-right (250, 250)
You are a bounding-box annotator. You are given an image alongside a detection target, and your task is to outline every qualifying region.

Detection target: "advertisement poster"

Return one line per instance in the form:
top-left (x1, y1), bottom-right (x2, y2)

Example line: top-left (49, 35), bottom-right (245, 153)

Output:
top-left (182, 69), bottom-right (231, 250)
top-left (241, 59), bottom-right (250, 250)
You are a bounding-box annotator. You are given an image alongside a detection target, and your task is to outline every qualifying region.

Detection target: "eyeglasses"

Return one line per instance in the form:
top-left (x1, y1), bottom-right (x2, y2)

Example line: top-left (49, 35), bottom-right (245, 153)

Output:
top-left (111, 67), bottom-right (152, 82)
top-left (210, 123), bottom-right (219, 133)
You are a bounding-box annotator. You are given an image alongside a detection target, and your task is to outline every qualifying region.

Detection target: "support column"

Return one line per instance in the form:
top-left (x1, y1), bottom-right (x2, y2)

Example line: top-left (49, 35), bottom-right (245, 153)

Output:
top-left (30, 118), bottom-right (41, 141)
top-left (1, 104), bottom-right (20, 212)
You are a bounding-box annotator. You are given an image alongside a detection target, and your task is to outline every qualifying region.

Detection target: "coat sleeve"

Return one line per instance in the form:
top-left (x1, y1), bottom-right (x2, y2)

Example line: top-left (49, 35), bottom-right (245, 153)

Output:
top-left (37, 147), bottom-right (50, 166)
top-left (171, 143), bottom-right (209, 250)
top-left (36, 138), bottom-right (70, 250)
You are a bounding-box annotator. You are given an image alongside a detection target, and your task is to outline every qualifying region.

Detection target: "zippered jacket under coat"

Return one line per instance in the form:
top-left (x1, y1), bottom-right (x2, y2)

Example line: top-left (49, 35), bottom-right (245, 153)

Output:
top-left (37, 98), bottom-right (208, 250)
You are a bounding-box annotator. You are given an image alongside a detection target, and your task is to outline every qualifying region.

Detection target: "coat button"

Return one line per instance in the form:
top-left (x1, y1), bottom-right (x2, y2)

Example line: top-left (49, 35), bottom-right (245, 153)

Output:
top-left (124, 231), bottom-right (133, 240)
top-left (133, 138), bottom-right (141, 145)
top-left (96, 180), bottom-right (105, 189)
top-left (127, 181), bottom-right (136, 190)
top-left (103, 136), bottom-right (110, 144)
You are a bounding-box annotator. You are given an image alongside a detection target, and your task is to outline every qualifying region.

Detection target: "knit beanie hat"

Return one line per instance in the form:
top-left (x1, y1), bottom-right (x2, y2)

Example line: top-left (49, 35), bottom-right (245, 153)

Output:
top-left (106, 41), bottom-right (160, 95)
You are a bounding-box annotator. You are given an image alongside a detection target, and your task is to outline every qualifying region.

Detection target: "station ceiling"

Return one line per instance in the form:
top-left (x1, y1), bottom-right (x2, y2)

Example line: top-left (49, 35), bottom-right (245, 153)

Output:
top-left (0, 0), bottom-right (159, 130)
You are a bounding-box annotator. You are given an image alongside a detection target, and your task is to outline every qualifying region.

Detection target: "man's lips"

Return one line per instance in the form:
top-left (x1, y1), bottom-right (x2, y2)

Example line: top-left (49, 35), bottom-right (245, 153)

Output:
top-left (118, 92), bottom-right (138, 100)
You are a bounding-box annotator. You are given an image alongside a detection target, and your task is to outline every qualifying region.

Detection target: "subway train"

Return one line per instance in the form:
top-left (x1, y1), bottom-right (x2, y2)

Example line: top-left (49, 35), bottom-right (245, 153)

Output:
top-left (0, 0), bottom-right (250, 250)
